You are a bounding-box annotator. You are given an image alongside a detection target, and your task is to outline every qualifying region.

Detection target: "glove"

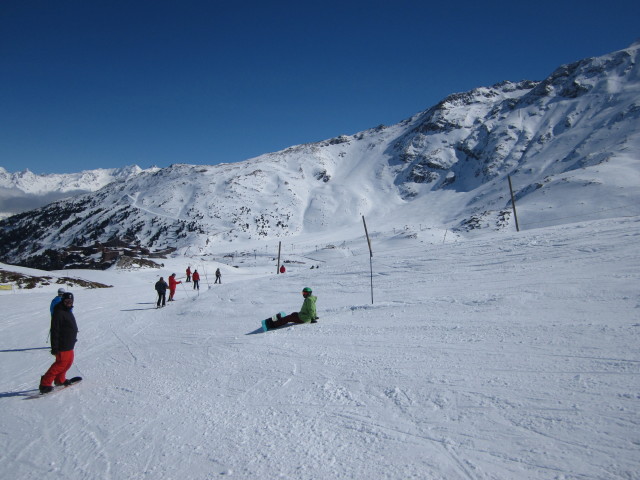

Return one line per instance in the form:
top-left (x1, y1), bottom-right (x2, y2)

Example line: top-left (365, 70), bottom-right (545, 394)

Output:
top-left (50, 349), bottom-right (59, 356)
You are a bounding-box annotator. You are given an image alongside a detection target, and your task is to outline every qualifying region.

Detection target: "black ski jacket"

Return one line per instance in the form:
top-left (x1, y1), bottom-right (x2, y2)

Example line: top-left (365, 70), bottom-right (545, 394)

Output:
top-left (155, 280), bottom-right (168, 294)
top-left (50, 302), bottom-right (78, 352)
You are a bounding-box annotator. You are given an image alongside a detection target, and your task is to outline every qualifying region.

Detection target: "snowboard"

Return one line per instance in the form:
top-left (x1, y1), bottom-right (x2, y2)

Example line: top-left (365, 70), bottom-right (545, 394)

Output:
top-left (261, 312), bottom-right (287, 332)
top-left (31, 376), bottom-right (83, 398)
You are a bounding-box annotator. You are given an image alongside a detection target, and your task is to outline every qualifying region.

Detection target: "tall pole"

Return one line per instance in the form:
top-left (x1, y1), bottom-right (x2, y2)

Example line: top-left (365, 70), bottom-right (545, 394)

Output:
top-left (508, 175), bottom-right (520, 232)
top-left (277, 241), bottom-right (282, 274)
top-left (362, 216), bottom-right (373, 304)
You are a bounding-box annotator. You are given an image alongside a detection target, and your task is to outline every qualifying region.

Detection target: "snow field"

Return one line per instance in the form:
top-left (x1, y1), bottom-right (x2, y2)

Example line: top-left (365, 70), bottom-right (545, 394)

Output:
top-left (1, 217), bottom-right (639, 479)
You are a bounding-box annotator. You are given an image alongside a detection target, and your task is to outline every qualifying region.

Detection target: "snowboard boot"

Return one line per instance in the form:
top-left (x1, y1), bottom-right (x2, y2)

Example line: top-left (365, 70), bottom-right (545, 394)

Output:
top-left (39, 384), bottom-right (53, 394)
top-left (262, 318), bottom-right (276, 331)
top-left (66, 377), bottom-right (82, 385)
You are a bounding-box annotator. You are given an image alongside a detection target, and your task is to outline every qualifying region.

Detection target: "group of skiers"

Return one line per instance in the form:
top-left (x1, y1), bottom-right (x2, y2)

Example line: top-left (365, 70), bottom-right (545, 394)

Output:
top-left (154, 267), bottom-right (222, 307)
top-left (187, 266), bottom-right (221, 285)
top-left (154, 273), bottom-right (181, 307)
top-left (37, 268), bottom-right (317, 394)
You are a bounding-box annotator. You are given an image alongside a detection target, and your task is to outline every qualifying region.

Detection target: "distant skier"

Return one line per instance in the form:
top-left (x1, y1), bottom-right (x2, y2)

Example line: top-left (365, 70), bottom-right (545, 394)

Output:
top-left (185, 266), bottom-right (192, 283)
top-left (168, 273), bottom-right (182, 301)
top-left (280, 265), bottom-right (286, 274)
top-left (155, 277), bottom-right (168, 308)
top-left (262, 287), bottom-right (317, 331)
top-left (192, 270), bottom-right (200, 290)
top-left (39, 292), bottom-right (79, 394)
top-left (50, 287), bottom-right (66, 316)
top-left (214, 268), bottom-right (221, 284)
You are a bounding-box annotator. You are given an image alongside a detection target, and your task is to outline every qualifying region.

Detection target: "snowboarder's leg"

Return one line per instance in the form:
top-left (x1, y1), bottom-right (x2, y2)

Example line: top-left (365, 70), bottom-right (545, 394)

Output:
top-left (271, 312), bottom-right (302, 328)
top-left (41, 350), bottom-right (74, 387)
top-left (53, 350), bottom-right (74, 385)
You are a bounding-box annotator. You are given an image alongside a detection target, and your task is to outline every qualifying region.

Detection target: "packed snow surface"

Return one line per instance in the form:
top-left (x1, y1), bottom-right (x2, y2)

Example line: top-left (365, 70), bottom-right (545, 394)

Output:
top-left (1, 216), bottom-right (639, 479)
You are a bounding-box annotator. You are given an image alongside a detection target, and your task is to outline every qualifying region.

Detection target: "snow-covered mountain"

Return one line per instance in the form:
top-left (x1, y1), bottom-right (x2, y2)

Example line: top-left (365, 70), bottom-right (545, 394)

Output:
top-left (1, 42), bottom-right (639, 270)
top-left (0, 165), bottom-right (157, 219)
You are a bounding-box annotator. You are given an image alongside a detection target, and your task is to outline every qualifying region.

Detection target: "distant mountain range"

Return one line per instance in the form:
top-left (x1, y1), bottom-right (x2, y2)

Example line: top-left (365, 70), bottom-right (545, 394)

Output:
top-left (1, 41), bottom-right (639, 270)
top-left (0, 165), bottom-right (158, 219)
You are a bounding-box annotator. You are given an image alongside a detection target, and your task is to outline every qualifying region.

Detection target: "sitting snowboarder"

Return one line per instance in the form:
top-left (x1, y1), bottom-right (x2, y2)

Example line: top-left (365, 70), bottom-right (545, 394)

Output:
top-left (262, 287), bottom-right (317, 331)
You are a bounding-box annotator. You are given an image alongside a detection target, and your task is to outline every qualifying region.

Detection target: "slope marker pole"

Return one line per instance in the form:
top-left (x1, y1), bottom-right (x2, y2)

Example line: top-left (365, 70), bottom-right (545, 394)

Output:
top-left (277, 241), bottom-right (282, 274)
top-left (508, 175), bottom-right (520, 232)
top-left (362, 216), bottom-right (373, 304)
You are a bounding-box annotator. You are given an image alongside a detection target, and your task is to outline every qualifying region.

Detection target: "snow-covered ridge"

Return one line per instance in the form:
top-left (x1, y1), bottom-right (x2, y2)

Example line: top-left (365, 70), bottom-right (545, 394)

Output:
top-left (1, 42), bottom-right (639, 269)
top-left (0, 165), bottom-right (153, 194)
top-left (0, 165), bottom-right (158, 219)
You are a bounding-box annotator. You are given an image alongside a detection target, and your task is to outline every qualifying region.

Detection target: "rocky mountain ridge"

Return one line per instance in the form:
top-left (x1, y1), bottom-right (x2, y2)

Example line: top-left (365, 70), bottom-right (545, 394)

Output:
top-left (1, 42), bottom-right (639, 270)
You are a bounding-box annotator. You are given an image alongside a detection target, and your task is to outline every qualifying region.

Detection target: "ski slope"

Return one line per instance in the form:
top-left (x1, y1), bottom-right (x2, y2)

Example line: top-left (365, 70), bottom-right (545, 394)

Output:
top-left (1, 216), bottom-right (639, 479)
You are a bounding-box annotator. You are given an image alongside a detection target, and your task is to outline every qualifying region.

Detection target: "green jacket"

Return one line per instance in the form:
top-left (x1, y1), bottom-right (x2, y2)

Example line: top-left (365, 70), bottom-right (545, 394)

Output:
top-left (299, 295), bottom-right (317, 323)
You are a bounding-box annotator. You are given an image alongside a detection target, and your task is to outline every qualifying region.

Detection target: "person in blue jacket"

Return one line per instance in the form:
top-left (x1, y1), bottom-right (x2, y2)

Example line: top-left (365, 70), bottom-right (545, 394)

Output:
top-left (50, 288), bottom-right (65, 316)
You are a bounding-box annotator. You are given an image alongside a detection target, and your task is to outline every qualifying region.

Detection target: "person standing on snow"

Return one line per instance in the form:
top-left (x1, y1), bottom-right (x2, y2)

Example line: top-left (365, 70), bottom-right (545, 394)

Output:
top-left (192, 270), bottom-right (200, 290)
top-left (168, 273), bottom-right (181, 301)
top-left (50, 287), bottom-right (66, 316)
top-left (39, 292), bottom-right (79, 394)
top-left (263, 287), bottom-right (317, 331)
top-left (214, 268), bottom-right (221, 284)
top-left (155, 277), bottom-right (168, 308)
top-left (186, 266), bottom-right (192, 283)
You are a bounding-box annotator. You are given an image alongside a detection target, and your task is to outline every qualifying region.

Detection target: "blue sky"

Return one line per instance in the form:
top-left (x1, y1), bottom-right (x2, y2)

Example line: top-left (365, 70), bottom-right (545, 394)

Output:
top-left (1, 0), bottom-right (638, 175)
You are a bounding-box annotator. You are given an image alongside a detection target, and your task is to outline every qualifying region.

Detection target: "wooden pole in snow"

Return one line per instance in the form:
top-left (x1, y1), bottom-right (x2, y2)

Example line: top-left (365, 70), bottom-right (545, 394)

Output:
top-left (362, 216), bottom-right (373, 304)
top-left (277, 241), bottom-right (282, 274)
top-left (508, 175), bottom-right (520, 232)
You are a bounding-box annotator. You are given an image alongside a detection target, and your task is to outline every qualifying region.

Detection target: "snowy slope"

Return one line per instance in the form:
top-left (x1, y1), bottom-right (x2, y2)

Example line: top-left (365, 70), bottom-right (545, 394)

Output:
top-left (0, 215), bottom-right (638, 479)
top-left (1, 42), bottom-right (639, 269)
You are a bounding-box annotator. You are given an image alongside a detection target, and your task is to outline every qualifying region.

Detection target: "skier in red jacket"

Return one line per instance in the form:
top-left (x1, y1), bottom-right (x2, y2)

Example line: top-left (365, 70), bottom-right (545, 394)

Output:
top-left (168, 273), bottom-right (182, 301)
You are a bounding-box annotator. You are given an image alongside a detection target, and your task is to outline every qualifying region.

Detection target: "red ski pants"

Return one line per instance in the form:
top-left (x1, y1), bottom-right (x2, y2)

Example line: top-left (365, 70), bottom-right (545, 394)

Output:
top-left (41, 350), bottom-right (74, 386)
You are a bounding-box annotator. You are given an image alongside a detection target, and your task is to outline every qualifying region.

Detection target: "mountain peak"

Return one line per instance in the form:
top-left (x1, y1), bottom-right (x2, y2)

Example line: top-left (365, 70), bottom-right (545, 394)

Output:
top-left (1, 43), bottom-right (639, 270)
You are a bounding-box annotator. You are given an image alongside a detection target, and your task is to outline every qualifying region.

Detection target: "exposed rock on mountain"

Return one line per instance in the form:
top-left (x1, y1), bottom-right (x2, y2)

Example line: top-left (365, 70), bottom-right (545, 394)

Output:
top-left (1, 42), bottom-right (639, 270)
